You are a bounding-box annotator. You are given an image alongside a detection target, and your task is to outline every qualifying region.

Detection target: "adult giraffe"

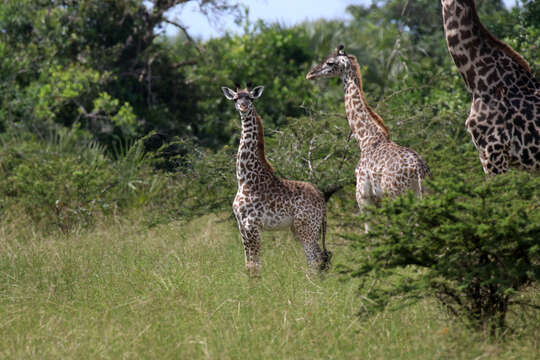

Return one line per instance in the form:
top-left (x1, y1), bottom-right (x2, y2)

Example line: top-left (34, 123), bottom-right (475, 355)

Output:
top-left (221, 85), bottom-right (331, 275)
top-left (306, 46), bottom-right (430, 232)
top-left (442, 0), bottom-right (540, 174)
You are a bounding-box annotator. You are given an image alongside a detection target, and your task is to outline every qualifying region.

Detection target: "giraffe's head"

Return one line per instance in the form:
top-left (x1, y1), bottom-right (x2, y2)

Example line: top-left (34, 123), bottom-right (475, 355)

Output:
top-left (221, 85), bottom-right (265, 113)
top-left (306, 45), bottom-right (351, 80)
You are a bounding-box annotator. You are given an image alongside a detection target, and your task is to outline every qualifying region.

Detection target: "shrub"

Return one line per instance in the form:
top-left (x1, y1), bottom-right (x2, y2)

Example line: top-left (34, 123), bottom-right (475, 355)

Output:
top-left (265, 113), bottom-right (357, 200)
top-left (0, 129), bottom-right (163, 233)
top-left (340, 170), bottom-right (540, 334)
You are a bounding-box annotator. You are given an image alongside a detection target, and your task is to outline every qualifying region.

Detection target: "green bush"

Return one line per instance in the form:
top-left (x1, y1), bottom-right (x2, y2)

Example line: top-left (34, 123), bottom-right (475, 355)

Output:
top-left (157, 139), bottom-right (237, 221)
top-left (0, 129), bottom-right (163, 233)
top-left (265, 113), bottom-right (357, 200)
top-left (340, 170), bottom-right (540, 334)
top-left (181, 19), bottom-right (327, 148)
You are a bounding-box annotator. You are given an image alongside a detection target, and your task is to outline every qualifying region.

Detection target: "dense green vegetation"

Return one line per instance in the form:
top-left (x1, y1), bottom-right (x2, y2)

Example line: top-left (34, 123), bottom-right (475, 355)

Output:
top-left (0, 0), bottom-right (539, 357)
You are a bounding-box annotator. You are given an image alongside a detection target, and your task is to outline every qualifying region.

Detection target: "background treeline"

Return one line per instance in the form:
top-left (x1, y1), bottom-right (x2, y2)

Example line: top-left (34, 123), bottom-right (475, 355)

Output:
top-left (0, 0), bottom-right (539, 333)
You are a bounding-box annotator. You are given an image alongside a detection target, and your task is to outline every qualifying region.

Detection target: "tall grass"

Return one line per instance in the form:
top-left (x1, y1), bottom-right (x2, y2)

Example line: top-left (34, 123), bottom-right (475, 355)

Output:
top-left (1, 214), bottom-right (538, 359)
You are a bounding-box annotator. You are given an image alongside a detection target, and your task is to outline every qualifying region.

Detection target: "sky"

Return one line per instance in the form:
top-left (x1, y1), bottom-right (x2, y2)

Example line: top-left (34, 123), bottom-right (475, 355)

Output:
top-left (162, 0), bottom-right (520, 40)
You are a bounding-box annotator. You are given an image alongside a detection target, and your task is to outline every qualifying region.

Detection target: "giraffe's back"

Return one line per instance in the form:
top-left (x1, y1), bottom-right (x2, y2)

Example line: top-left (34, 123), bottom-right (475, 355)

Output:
top-left (266, 179), bottom-right (325, 230)
top-left (357, 141), bottom-right (430, 198)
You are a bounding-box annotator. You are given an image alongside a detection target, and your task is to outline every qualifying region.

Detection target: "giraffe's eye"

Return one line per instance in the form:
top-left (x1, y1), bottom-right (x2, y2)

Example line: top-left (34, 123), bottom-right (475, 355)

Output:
top-left (326, 61), bottom-right (335, 67)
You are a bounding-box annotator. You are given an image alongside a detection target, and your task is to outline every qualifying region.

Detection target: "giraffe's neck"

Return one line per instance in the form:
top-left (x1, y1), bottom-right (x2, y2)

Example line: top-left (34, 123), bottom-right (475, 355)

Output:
top-left (236, 108), bottom-right (274, 185)
top-left (441, 0), bottom-right (535, 97)
top-left (342, 58), bottom-right (389, 150)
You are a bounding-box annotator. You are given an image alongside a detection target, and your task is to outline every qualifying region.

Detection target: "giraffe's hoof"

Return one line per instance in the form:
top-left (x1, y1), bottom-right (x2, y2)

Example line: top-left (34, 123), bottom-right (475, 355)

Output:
top-left (318, 250), bottom-right (333, 271)
top-left (245, 262), bottom-right (261, 277)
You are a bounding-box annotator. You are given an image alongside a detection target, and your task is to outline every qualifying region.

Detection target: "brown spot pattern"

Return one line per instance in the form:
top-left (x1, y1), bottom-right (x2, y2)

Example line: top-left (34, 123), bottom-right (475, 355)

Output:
top-left (442, 0), bottom-right (540, 174)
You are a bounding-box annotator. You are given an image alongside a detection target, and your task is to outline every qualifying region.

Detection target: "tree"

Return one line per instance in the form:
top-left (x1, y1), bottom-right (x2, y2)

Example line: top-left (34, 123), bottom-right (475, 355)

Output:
top-left (0, 0), bottom-right (240, 146)
top-left (341, 168), bottom-right (540, 334)
top-left (181, 20), bottom-right (321, 148)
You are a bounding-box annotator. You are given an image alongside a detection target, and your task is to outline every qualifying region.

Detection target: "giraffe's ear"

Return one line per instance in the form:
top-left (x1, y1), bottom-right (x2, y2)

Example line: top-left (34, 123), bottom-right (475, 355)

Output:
top-left (250, 86), bottom-right (264, 99)
top-left (221, 86), bottom-right (236, 100)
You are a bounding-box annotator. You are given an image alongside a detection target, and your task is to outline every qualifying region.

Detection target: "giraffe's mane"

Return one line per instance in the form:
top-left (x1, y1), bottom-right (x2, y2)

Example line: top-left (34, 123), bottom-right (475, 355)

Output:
top-left (255, 112), bottom-right (274, 172)
top-left (468, 0), bottom-right (531, 73)
top-left (348, 55), bottom-right (390, 138)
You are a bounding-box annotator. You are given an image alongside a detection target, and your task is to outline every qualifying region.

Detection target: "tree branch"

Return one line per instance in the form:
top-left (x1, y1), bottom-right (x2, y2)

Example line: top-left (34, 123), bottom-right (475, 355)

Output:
top-left (163, 19), bottom-right (202, 54)
top-left (307, 136), bottom-right (318, 179)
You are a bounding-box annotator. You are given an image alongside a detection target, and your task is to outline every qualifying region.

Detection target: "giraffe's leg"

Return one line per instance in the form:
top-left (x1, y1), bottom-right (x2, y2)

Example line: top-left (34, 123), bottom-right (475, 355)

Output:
top-left (471, 137), bottom-right (510, 175)
top-left (469, 132), bottom-right (509, 175)
top-left (240, 226), bottom-right (262, 275)
top-left (356, 175), bottom-right (376, 233)
top-left (411, 171), bottom-right (424, 200)
top-left (292, 220), bottom-right (325, 271)
top-left (466, 108), bottom-right (510, 175)
top-left (233, 208), bottom-right (262, 275)
top-left (412, 180), bottom-right (423, 199)
top-left (485, 147), bottom-right (509, 175)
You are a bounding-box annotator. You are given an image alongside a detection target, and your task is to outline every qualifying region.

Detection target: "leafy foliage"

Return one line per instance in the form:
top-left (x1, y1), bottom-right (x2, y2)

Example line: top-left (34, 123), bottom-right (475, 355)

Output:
top-left (340, 169), bottom-right (540, 333)
top-left (0, 0), bottom-right (237, 146)
top-left (0, 129), bottom-right (162, 232)
top-left (181, 20), bottom-right (321, 147)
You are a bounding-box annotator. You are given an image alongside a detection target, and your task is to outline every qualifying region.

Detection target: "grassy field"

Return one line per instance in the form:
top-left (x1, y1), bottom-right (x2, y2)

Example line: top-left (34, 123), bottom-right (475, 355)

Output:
top-left (1, 213), bottom-right (539, 359)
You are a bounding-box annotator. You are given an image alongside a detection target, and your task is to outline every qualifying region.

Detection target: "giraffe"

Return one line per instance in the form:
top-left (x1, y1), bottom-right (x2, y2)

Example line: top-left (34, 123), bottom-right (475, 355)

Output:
top-left (306, 45), bottom-right (430, 232)
top-left (441, 0), bottom-right (540, 174)
top-left (221, 84), bottom-right (331, 275)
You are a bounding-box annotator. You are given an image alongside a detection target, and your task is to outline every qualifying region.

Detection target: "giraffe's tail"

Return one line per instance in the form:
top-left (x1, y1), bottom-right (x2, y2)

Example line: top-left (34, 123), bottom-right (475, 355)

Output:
top-left (416, 160), bottom-right (431, 198)
top-left (424, 162), bottom-right (432, 179)
top-left (320, 214), bottom-right (332, 270)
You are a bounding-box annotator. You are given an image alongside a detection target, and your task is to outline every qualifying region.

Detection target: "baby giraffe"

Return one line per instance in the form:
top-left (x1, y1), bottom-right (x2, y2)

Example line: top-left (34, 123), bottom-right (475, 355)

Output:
top-left (221, 84), bottom-right (331, 275)
top-left (306, 45), bottom-right (430, 231)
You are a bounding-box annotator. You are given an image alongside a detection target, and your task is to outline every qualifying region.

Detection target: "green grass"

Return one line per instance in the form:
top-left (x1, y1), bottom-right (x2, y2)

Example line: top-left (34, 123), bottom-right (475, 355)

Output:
top-left (0, 214), bottom-right (538, 359)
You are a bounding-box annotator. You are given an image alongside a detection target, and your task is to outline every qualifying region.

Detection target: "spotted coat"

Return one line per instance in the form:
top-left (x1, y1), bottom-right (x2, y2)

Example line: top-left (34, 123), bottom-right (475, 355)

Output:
top-left (306, 46), bottom-right (430, 231)
top-left (221, 85), bottom-right (330, 275)
top-left (442, 0), bottom-right (540, 174)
